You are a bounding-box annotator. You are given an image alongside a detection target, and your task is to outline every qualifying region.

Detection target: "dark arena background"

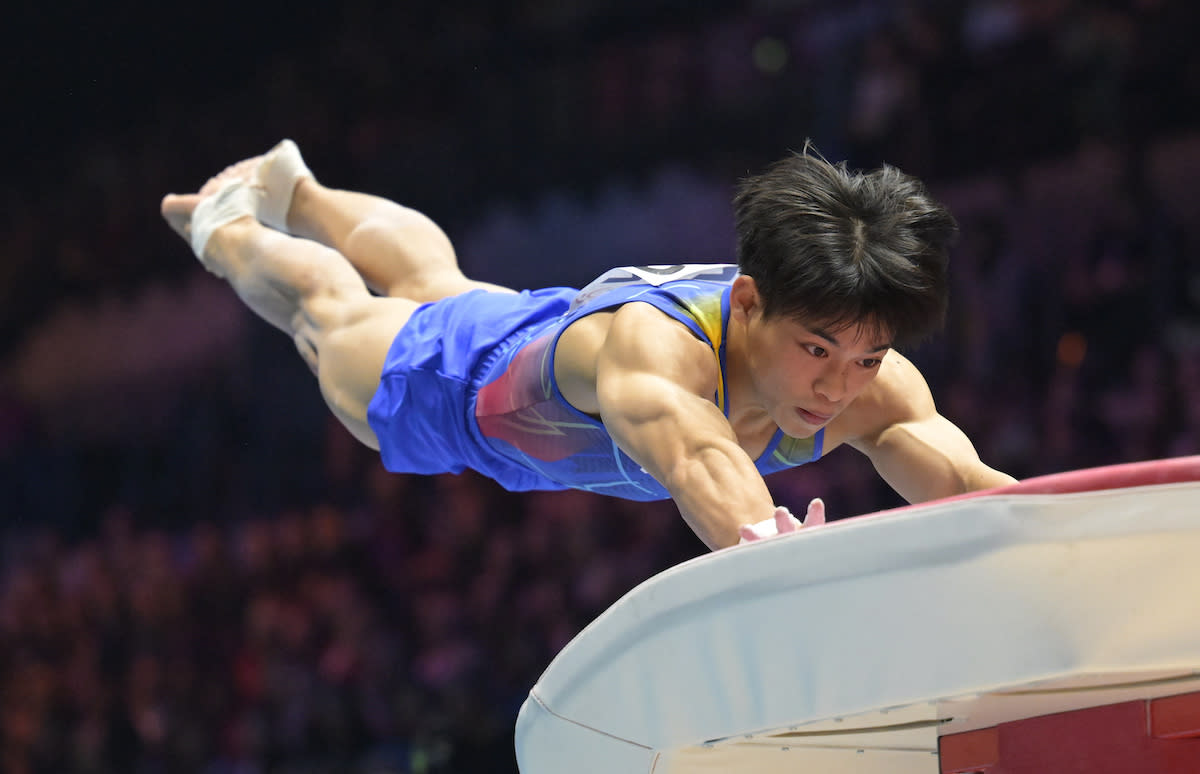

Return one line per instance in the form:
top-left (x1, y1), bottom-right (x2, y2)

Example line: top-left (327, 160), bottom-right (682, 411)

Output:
top-left (2, 1), bottom-right (1199, 772)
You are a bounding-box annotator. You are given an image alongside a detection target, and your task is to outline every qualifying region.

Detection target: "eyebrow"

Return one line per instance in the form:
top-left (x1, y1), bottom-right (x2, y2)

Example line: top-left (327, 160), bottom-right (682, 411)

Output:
top-left (808, 326), bottom-right (893, 354)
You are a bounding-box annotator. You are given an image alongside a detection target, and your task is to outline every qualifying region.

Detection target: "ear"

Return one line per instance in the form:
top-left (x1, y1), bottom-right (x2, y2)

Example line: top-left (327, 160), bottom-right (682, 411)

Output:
top-left (730, 274), bottom-right (762, 323)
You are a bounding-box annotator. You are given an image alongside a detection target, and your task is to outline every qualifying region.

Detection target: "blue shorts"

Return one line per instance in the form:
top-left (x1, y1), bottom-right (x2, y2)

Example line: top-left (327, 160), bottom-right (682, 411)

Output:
top-left (366, 287), bottom-right (577, 489)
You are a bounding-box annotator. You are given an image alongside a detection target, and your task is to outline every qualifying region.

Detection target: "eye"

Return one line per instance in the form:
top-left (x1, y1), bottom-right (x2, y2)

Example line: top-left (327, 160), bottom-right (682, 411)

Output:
top-left (804, 344), bottom-right (827, 358)
top-left (860, 358), bottom-right (882, 369)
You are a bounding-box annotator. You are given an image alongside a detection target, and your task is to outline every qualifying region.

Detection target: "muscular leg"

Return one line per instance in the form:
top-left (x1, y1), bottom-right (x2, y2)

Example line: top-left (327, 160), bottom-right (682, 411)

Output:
top-left (189, 141), bottom-right (515, 301)
top-left (161, 199), bottom-right (416, 450)
top-left (285, 179), bottom-right (515, 301)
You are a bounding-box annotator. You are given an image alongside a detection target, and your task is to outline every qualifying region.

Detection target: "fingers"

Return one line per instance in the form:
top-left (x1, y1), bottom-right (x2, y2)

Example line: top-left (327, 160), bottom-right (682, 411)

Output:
top-left (737, 500), bottom-right (827, 546)
top-left (774, 506), bottom-right (801, 534)
top-left (803, 497), bottom-right (826, 527)
top-left (738, 511), bottom-right (788, 544)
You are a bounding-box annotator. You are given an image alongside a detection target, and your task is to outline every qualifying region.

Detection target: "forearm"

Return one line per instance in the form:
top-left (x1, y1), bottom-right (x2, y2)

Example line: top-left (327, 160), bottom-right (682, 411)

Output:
top-left (881, 457), bottom-right (1016, 504)
top-left (663, 444), bottom-right (778, 550)
top-left (867, 419), bottom-right (1018, 503)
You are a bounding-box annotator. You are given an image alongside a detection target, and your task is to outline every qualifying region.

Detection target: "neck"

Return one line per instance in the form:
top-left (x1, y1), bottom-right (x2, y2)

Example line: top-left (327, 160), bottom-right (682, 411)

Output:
top-left (722, 313), bottom-right (773, 436)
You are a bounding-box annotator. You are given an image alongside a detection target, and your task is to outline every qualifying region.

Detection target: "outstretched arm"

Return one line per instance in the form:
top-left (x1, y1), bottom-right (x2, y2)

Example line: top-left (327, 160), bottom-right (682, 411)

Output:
top-left (595, 304), bottom-right (780, 550)
top-left (838, 352), bottom-right (1017, 502)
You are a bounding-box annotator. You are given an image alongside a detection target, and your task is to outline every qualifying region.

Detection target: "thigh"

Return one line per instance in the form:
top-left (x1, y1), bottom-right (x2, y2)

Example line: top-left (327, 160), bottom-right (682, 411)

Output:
top-left (333, 209), bottom-right (518, 301)
top-left (317, 287), bottom-right (581, 459)
top-left (311, 296), bottom-right (420, 449)
top-left (386, 269), bottom-right (518, 303)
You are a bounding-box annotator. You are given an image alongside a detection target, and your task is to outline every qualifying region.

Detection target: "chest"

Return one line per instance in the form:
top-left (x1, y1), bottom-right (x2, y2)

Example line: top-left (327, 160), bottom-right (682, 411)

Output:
top-left (733, 422), bottom-right (782, 461)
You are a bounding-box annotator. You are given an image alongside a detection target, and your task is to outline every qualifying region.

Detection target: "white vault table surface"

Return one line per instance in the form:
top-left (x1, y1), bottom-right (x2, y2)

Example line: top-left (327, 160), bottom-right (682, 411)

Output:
top-left (514, 480), bottom-right (1200, 774)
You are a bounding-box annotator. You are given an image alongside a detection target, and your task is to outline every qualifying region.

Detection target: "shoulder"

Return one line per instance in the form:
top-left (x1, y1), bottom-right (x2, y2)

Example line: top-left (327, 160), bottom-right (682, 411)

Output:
top-left (823, 350), bottom-right (936, 450)
top-left (601, 302), bottom-right (720, 392)
top-left (555, 303), bottom-right (719, 413)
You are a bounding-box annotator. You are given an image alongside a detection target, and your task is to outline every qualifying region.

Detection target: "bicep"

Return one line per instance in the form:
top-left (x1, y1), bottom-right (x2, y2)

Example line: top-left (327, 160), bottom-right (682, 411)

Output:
top-left (598, 370), bottom-right (733, 477)
top-left (594, 306), bottom-right (734, 478)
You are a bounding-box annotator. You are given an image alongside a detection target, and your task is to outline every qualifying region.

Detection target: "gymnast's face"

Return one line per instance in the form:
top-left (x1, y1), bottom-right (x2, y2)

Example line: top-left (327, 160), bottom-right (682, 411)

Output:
top-left (758, 318), bottom-right (888, 436)
top-left (733, 283), bottom-right (890, 438)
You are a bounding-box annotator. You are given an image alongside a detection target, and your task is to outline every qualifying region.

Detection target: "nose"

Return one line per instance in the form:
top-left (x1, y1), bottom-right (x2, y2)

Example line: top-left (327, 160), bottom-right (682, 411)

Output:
top-left (813, 363), bottom-right (846, 404)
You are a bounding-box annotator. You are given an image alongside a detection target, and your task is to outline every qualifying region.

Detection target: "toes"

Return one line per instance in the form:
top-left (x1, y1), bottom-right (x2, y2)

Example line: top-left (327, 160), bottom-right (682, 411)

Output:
top-left (197, 175), bottom-right (228, 198)
top-left (197, 157), bottom-right (266, 196)
top-left (161, 192), bottom-right (202, 218)
top-left (161, 193), bottom-right (201, 240)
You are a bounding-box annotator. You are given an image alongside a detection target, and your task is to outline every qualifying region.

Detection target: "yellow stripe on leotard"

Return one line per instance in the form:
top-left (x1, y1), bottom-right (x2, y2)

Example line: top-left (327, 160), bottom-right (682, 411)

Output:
top-left (677, 293), bottom-right (727, 413)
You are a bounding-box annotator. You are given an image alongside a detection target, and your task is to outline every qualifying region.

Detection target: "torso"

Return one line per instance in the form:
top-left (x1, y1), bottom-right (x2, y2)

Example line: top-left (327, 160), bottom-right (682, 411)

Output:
top-left (472, 265), bottom-right (823, 500)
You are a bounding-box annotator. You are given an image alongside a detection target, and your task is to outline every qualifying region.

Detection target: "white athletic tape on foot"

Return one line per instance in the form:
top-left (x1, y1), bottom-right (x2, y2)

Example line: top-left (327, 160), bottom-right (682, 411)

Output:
top-left (255, 139), bottom-right (312, 232)
top-left (190, 181), bottom-right (259, 259)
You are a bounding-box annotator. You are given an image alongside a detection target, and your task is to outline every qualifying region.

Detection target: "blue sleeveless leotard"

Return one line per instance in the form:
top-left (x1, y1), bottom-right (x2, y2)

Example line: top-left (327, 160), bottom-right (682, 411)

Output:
top-left (366, 265), bottom-right (824, 500)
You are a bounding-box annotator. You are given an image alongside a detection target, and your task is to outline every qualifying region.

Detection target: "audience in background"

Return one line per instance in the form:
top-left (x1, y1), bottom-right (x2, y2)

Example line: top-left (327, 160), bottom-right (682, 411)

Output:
top-left (2, 1), bottom-right (1198, 771)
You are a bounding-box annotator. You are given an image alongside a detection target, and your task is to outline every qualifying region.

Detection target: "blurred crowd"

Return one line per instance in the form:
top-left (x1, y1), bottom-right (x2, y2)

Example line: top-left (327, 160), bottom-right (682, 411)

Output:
top-left (0, 470), bottom-right (695, 774)
top-left (2, 0), bottom-right (1200, 772)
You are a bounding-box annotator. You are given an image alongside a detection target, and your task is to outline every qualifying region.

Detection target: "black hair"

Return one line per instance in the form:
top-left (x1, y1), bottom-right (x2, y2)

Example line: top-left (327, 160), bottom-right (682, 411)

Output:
top-left (733, 146), bottom-right (957, 348)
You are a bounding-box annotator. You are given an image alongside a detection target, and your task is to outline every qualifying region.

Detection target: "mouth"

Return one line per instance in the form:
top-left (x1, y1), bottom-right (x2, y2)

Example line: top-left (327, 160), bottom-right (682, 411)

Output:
top-left (795, 407), bottom-right (833, 426)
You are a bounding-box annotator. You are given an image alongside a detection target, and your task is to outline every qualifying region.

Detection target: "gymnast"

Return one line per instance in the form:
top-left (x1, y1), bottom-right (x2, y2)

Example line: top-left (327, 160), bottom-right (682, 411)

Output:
top-left (160, 141), bottom-right (1016, 550)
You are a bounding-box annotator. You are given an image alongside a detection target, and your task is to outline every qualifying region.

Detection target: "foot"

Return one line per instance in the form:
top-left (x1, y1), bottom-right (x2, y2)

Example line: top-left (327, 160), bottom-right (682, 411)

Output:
top-left (161, 180), bottom-right (258, 276)
top-left (161, 154), bottom-right (261, 239)
top-left (253, 139), bottom-right (313, 232)
top-left (161, 156), bottom-right (263, 231)
top-left (160, 139), bottom-right (312, 247)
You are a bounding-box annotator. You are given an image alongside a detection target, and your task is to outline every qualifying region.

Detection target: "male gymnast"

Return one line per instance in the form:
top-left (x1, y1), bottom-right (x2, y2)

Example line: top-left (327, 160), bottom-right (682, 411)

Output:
top-left (161, 141), bottom-right (1016, 550)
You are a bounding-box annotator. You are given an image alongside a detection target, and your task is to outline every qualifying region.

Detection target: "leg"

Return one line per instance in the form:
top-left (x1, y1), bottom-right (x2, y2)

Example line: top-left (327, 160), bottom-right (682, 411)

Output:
top-left (285, 178), bottom-right (516, 302)
top-left (161, 198), bottom-right (415, 450)
top-left (179, 141), bottom-right (515, 301)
